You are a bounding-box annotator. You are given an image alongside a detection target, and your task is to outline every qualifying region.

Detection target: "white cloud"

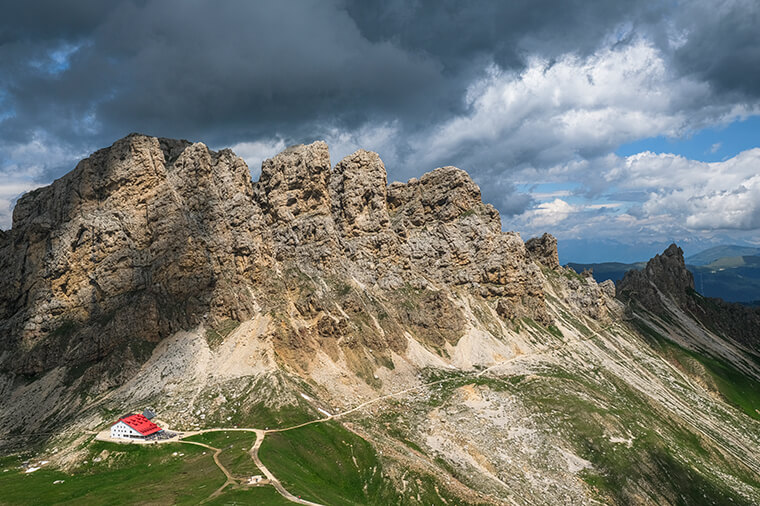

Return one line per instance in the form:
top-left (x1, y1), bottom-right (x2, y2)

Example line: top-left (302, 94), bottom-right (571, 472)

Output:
top-left (531, 190), bottom-right (572, 199)
top-left (411, 39), bottom-right (753, 173)
top-left (515, 148), bottom-right (760, 241)
top-left (229, 137), bottom-right (287, 179)
top-left (587, 203), bottom-right (623, 209)
top-left (524, 198), bottom-right (576, 228)
top-left (685, 182), bottom-right (760, 230)
top-left (0, 182), bottom-right (43, 231)
top-left (609, 149), bottom-right (760, 192)
top-left (616, 148), bottom-right (760, 231)
top-left (323, 121), bottom-right (401, 171)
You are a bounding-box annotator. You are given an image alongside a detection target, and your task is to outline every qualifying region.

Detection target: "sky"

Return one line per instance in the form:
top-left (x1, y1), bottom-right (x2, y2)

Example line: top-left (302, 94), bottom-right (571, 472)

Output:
top-left (1, 0), bottom-right (759, 262)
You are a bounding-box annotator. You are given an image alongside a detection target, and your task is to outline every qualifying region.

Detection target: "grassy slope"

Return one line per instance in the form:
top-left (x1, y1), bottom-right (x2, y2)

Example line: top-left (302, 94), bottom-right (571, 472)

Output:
top-left (259, 421), bottom-right (462, 506)
top-left (205, 487), bottom-right (294, 505)
top-left (259, 421), bottom-right (392, 505)
top-left (518, 368), bottom-right (757, 506)
top-left (184, 430), bottom-right (261, 478)
top-left (1, 423), bottom-right (461, 506)
top-left (691, 263), bottom-right (760, 303)
top-left (687, 246), bottom-right (760, 266)
top-left (0, 439), bottom-right (307, 505)
top-left (0, 442), bottom-right (224, 505)
top-left (633, 318), bottom-right (760, 420)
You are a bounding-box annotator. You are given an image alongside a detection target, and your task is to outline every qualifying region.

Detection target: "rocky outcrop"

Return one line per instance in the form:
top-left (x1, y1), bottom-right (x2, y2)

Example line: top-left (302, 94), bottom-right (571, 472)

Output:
top-left (599, 279), bottom-right (616, 299)
top-left (617, 244), bottom-right (693, 307)
top-left (559, 271), bottom-right (615, 321)
top-left (0, 134), bottom-right (570, 380)
top-left (255, 141), bottom-right (339, 266)
top-left (0, 134), bottom-right (266, 376)
top-left (526, 233), bottom-right (560, 270)
top-left (617, 244), bottom-right (760, 352)
top-left (329, 149), bottom-right (401, 285)
top-left (387, 167), bottom-right (549, 323)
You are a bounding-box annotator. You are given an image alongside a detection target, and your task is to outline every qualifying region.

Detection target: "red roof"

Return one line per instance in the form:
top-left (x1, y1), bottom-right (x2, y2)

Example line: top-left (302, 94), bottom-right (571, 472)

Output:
top-left (119, 413), bottom-right (162, 436)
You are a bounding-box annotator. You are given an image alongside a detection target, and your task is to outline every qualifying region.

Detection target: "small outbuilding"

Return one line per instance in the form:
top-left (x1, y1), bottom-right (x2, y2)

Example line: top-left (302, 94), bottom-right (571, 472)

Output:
top-left (111, 413), bottom-right (163, 440)
top-left (248, 475), bottom-right (266, 485)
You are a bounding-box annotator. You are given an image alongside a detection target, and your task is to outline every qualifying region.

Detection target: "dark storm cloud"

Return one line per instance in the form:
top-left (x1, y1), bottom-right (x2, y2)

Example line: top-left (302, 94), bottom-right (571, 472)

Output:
top-left (478, 179), bottom-right (535, 219)
top-left (672, 0), bottom-right (760, 99)
top-left (0, 0), bottom-right (658, 155)
top-left (345, 0), bottom-right (657, 69)
top-left (0, 0), bottom-right (113, 42)
top-left (0, 0), bottom-right (444, 149)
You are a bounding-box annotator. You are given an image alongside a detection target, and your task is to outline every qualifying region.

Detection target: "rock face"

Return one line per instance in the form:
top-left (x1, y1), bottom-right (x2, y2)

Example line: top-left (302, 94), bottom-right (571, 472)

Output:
top-left (0, 135), bottom-right (268, 376)
top-left (329, 149), bottom-right (400, 283)
top-left (525, 233), bottom-right (560, 270)
top-left (387, 167), bottom-right (549, 322)
top-left (617, 244), bottom-right (694, 306)
top-left (617, 244), bottom-right (760, 352)
top-left (0, 133), bottom-right (585, 402)
top-left (256, 141), bottom-right (338, 266)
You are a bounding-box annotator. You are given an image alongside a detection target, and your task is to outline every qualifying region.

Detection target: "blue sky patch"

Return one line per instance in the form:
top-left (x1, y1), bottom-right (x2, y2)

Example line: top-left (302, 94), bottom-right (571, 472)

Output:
top-left (616, 115), bottom-right (760, 162)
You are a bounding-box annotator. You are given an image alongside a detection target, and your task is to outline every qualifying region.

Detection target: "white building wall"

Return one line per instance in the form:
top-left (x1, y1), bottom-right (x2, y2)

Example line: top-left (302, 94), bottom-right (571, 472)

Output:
top-left (110, 421), bottom-right (142, 439)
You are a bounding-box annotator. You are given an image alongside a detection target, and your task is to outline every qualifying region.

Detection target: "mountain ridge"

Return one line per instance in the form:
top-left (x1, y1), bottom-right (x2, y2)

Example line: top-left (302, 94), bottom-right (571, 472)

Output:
top-left (617, 243), bottom-right (760, 357)
top-left (0, 133), bottom-right (563, 428)
top-left (1, 134), bottom-right (759, 505)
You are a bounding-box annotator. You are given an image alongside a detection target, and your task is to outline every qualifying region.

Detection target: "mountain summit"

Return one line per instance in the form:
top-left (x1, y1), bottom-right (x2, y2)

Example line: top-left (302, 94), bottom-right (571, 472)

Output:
top-left (618, 243), bottom-right (760, 355)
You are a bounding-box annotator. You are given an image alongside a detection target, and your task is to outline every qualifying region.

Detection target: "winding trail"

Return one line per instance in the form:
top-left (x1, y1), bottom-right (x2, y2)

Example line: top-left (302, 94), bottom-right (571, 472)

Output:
top-left (268, 355), bottom-right (529, 435)
top-left (176, 440), bottom-right (236, 501)
top-left (101, 349), bottom-right (562, 504)
top-left (177, 428), bottom-right (325, 505)
top-left (174, 377), bottom-right (473, 504)
top-left (249, 430), bottom-right (323, 506)
top-left (96, 352), bottom-right (545, 505)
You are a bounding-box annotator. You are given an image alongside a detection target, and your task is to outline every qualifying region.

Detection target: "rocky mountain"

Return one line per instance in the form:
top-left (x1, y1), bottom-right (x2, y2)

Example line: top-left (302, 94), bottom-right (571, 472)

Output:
top-left (1, 134), bottom-right (759, 505)
top-left (570, 253), bottom-right (760, 304)
top-left (617, 243), bottom-right (760, 356)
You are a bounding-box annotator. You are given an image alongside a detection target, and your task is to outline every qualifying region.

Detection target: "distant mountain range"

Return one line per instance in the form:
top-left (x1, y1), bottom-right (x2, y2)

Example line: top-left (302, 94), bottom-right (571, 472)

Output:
top-left (686, 245), bottom-right (760, 266)
top-left (569, 245), bottom-right (760, 305)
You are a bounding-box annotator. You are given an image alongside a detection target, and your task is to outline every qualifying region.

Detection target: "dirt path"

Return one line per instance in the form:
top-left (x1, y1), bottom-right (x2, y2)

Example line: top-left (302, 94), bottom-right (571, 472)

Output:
top-left (177, 440), bottom-right (237, 501)
top-left (104, 356), bottom-right (535, 505)
top-left (271, 352), bottom-right (536, 434)
top-left (249, 430), bottom-right (324, 506)
top-left (178, 428), bottom-right (324, 505)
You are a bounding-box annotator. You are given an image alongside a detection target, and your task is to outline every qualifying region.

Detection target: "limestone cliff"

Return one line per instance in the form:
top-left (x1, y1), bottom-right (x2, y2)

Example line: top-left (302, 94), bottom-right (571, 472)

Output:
top-left (0, 135), bottom-right (268, 379)
top-left (0, 134), bottom-right (563, 383)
